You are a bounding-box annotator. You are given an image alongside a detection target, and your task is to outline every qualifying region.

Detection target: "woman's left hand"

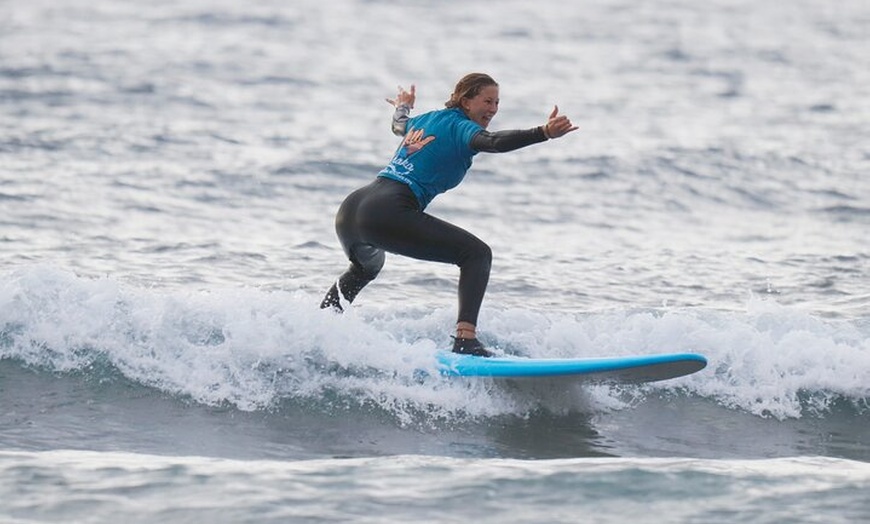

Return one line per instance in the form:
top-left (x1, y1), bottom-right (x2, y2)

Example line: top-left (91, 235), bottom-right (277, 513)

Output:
top-left (386, 84), bottom-right (416, 108)
top-left (543, 106), bottom-right (578, 138)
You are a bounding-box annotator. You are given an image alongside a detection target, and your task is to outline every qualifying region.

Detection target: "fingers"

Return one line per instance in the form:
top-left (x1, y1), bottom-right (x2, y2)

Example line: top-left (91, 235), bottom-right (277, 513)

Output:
top-left (548, 120), bottom-right (579, 137)
top-left (388, 84), bottom-right (416, 108)
top-left (387, 84), bottom-right (412, 106)
top-left (545, 106), bottom-right (579, 138)
top-left (406, 84), bottom-right (416, 108)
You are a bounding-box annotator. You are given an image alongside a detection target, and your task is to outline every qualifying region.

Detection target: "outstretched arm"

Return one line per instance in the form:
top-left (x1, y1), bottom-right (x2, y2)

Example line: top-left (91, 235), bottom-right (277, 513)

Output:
top-left (386, 84), bottom-right (416, 136)
top-left (471, 127), bottom-right (548, 153)
top-left (471, 105), bottom-right (579, 153)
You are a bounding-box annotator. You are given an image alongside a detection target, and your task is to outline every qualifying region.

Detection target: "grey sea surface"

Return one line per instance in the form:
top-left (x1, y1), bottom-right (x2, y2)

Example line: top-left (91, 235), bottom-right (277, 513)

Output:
top-left (1, 0), bottom-right (868, 522)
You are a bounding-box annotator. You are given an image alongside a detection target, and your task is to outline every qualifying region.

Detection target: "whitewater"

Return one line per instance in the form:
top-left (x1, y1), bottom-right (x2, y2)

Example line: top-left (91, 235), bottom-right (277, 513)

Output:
top-left (1, 0), bottom-right (869, 522)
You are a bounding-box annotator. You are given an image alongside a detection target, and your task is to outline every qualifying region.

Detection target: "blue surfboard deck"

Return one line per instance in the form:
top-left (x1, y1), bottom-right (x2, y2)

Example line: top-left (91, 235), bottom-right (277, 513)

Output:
top-left (436, 352), bottom-right (707, 383)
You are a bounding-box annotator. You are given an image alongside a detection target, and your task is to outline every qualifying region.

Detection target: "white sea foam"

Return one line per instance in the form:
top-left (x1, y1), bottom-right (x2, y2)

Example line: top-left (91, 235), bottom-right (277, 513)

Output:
top-left (2, 267), bottom-right (867, 420)
top-left (2, 0), bottom-right (869, 518)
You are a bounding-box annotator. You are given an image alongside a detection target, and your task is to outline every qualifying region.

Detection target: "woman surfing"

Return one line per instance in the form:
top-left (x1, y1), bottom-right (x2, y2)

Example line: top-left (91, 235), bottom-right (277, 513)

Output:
top-left (321, 73), bottom-right (578, 356)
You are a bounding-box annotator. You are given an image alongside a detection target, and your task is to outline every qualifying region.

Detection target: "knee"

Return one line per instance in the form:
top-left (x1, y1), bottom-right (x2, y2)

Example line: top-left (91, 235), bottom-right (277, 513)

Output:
top-left (340, 249), bottom-right (384, 304)
top-left (355, 249), bottom-right (385, 281)
top-left (464, 238), bottom-right (492, 271)
top-left (479, 241), bottom-right (492, 267)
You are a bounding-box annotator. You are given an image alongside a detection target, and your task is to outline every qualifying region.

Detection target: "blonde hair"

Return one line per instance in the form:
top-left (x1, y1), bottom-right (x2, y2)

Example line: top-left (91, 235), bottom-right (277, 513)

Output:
top-left (444, 73), bottom-right (498, 109)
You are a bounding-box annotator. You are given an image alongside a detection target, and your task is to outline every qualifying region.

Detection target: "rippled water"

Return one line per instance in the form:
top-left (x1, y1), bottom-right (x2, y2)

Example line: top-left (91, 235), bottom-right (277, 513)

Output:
top-left (1, 0), bottom-right (869, 522)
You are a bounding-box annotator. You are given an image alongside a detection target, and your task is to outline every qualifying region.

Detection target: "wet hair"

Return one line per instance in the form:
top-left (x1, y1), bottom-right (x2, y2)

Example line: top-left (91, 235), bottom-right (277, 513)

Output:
top-left (444, 73), bottom-right (499, 109)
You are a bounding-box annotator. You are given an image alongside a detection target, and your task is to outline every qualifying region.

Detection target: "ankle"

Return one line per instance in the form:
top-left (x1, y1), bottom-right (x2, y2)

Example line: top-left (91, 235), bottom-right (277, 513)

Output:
top-left (456, 322), bottom-right (476, 340)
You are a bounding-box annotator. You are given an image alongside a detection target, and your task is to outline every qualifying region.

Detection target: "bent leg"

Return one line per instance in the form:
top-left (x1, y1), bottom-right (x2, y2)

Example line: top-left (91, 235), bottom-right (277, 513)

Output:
top-left (321, 177), bottom-right (492, 325)
top-left (321, 181), bottom-right (387, 311)
top-left (364, 211), bottom-right (492, 325)
top-left (321, 244), bottom-right (385, 311)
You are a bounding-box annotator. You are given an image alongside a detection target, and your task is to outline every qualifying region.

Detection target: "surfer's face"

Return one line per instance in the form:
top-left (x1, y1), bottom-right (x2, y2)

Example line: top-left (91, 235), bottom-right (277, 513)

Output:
top-left (461, 85), bottom-right (499, 128)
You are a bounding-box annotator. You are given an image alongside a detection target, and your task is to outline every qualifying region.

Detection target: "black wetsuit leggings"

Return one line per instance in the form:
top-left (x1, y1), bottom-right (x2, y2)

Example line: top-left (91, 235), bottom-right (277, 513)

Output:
top-left (321, 177), bottom-right (492, 325)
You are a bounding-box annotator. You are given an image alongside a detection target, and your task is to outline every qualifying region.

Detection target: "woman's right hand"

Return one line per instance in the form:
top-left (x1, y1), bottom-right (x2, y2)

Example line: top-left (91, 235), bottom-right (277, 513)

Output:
top-left (543, 105), bottom-right (579, 138)
top-left (386, 84), bottom-right (416, 108)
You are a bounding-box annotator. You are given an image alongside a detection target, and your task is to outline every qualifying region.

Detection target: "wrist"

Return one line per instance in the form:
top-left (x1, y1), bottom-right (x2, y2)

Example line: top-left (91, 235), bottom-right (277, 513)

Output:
top-left (541, 124), bottom-right (552, 139)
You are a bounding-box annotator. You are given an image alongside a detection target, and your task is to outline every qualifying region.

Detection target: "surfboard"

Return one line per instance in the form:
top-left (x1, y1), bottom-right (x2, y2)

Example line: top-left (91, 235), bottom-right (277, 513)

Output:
top-left (436, 352), bottom-right (707, 383)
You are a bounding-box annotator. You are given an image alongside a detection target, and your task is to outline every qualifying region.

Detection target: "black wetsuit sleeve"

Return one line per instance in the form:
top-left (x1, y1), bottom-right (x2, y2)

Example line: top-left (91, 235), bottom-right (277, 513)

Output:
top-left (391, 104), bottom-right (411, 136)
top-left (470, 127), bottom-right (549, 153)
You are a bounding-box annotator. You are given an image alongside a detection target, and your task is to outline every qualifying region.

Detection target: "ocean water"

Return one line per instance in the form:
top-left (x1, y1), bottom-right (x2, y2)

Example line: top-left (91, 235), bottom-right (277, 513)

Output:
top-left (1, 0), bottom-right (869, 522)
